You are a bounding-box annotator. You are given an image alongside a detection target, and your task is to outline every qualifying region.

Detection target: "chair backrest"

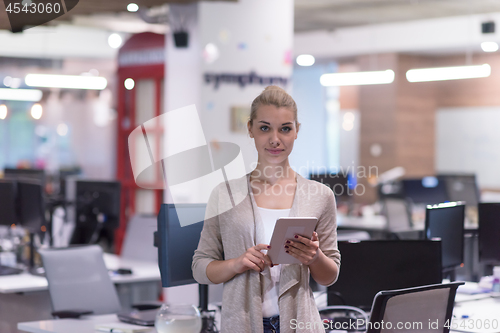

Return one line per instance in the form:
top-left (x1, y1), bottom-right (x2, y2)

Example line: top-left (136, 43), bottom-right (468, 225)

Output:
top-left (367, 282), bottom-right (464, 333)
top-left (478, 203), bottom-right (500, 263)
top-left (120, 214), bottom-right (157, 262)
top-left (39, 245), bottom-right (121, 315)
top-left (381, 198), bottom-right (412, 231)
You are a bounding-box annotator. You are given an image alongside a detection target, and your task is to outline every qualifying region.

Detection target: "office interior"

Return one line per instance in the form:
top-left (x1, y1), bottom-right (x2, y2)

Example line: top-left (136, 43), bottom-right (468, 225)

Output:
top-left (1, 0), bottom-right (500, 332)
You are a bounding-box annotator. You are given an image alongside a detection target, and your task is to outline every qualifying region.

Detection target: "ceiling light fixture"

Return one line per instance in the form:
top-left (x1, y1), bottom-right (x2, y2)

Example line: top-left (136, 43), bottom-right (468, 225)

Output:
top-left (320, 70), bottom-right (395, 86)
top-left (406, 64), bottom-right (491, 82)
top-left (25, 74), bottom-right (108, 90)
top-left (481, 42), bottom-right (499, 52)
top-left (108, 33), bottom-right (123, 49)
top-left (0, 105), bottom-right (7, 119)
top-left (124, 78), bottom-right (135, 90)
top-left (31, 104), bottom-right (43, 120)
top-left (127, 3), bottom-right (139, 12)
top-left (0, 88), bottom-right (43, 101)
top-left (296, 54), bottom-right (315, 67)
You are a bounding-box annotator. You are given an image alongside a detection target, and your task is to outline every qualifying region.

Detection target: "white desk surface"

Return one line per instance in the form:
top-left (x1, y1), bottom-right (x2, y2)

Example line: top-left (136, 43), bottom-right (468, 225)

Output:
top-left (452, 295), bottom-right (500, 333)
top-left (17, 288), bottom-right (500, 333)
top-left (336, 214), bottom-right (388, 230)
top-left (18, 314), bottom-right (156, 333)
top-left (0, 253), bottom-right (160, 294)
top-left (336, 214), bottom-right (478, 232)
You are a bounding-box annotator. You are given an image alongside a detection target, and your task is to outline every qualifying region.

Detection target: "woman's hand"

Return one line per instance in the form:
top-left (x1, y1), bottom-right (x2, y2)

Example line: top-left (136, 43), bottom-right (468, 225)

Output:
top-left (231, 244), bottom-right (274, 274)
top-left (285, 231), bottom-right (320, 265)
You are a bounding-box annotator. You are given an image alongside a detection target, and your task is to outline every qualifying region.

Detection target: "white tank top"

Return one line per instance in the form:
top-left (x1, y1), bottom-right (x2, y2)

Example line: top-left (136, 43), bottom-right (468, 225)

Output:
top-left (257, 206), bottom-right (291, 317)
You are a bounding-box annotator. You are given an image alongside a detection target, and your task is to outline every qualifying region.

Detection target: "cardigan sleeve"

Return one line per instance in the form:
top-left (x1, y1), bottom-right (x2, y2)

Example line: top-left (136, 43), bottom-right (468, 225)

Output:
top-left (315, 187), bottom-right (341, 287)
top-left (191, 185), bottom-right (224, 285)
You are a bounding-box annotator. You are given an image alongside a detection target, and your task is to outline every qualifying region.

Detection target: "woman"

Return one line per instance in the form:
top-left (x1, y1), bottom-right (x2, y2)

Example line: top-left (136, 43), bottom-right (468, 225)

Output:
top-left (192, 86), bottom-right (340, 333)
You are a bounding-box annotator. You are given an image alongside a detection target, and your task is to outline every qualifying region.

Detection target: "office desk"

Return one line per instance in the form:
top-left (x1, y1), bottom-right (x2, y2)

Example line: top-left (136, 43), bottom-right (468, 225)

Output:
top-left (337, 214), bottom-right (478, 233)
top-left (18, 292), bottom-right (500, 333)
top-left (337, 215), bottom-right (388, 231)
top-left (18, 314), bottom-right (156, 333)
top-left (452, 294), bottom-right (500, 333)
top-left (0, 253), bottom-right (160, 294)
top-left (1, 254), bottom-right (160, 333)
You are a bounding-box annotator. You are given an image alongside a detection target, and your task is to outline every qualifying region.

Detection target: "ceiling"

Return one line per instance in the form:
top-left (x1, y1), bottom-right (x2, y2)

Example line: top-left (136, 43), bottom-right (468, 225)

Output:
top-left (295, 0), bottom-right (500, 32)
top-left (2, 0), bottom-right (500, 33)
top-left (0, 0), bottom-right (234, 31)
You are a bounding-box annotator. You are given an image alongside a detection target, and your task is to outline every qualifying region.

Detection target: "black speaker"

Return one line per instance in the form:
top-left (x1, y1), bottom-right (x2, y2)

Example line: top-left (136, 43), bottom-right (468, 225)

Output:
top-left (482, 21), bottom-right (495, 34)
top-left (173, 31), bottom-right (189, 48)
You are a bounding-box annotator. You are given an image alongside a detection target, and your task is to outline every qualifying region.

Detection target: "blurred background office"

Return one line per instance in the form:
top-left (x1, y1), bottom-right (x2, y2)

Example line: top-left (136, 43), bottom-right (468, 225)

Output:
top-left (2, 0), bottom-right (500, 332)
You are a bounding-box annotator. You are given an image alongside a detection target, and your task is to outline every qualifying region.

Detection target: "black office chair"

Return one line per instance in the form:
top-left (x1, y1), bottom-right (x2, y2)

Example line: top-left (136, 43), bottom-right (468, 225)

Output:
top-left (367, 282), bottom-right (464, 333)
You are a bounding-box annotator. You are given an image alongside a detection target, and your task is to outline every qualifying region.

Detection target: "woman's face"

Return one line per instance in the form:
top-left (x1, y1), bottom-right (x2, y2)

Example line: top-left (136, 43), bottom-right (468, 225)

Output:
top-left (247, 104), bottom-right (298, 166)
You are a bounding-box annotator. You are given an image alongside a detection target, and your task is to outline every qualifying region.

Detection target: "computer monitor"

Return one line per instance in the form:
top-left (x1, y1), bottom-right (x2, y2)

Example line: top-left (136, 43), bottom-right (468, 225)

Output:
top-left (0, 180), bottom-right (18, 226)
top-left (70, 180), bottom-right (121, 245)
top-left (156, 203), bottom-right (206, 287)
top-left (327, 240), bottom-right (442, 310)
top-left (438, 174), bottom-right (480, 207)
top-left (425, 202), bottom-right (465, 270)
top-left (401, 177), bottom-right (449, 205)
top-left (17, 181), bottom-right (46, 231)
top-left (309, 173), bottom-right (353, 198)
top-left (478, 203), bottom-right (500, 263)
top-left (3, 168), bottom-right (45, 186)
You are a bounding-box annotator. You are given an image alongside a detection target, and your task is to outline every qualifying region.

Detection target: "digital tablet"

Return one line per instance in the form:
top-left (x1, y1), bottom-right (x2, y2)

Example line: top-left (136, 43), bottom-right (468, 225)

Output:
top-left (267, 217), bottom-right (318, 265)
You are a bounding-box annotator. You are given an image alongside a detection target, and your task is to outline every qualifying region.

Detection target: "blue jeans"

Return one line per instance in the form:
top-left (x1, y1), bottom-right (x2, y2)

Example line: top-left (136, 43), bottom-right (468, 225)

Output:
top-left (263, 315), bottom-right (280, 333)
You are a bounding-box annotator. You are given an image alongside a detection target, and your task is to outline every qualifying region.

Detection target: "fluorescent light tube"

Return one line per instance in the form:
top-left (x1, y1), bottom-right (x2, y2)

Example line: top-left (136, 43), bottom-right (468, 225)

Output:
top-left (25, 74), bottom-right (108, 90)
top-left (320, 70), bottom-right (395, 86)
top-left (406, 64), bottom-right (491, 82)
top-left (0, 88), bottom-right (43, 101)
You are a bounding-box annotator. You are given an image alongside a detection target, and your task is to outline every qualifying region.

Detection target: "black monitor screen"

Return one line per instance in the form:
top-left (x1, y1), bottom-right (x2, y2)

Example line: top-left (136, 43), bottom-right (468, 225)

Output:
top-left (157, 203), bottom-right (206, 287)
top-left (17, 181), bottom-right (45, 231)
top-left (0, 181), bottom-right (17, 226)
top-left (478, 203), bottom-right (500, 263)
top-left (70, 180), bottom-right (121, 245)
top-left (425, 202), bottom-right (465, 269)
top-left (4, 168), bottom-right (45, 185)
top-left (309, 173), bottom-right (352, 198)
top-left (438, 174), bottom-right (479, 207)
top-left (327, 240), bottom-right (442, 310)
top-left (402, 177), bottom-right (449, 204)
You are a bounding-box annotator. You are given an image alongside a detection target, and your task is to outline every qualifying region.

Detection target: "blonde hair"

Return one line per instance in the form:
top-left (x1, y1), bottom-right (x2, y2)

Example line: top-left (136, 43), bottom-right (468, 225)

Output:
top-left (249, 86), bottom-right (300, 131)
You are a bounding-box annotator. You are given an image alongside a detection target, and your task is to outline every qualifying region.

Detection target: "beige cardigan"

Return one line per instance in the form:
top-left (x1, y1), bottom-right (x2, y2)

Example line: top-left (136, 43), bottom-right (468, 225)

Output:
top-left (192, 172), bottom-right (341, 333)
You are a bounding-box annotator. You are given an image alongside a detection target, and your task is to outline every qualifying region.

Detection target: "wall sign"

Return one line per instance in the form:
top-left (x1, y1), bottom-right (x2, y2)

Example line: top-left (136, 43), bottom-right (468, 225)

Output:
top-left (204, 71), bottom-right (288, 89)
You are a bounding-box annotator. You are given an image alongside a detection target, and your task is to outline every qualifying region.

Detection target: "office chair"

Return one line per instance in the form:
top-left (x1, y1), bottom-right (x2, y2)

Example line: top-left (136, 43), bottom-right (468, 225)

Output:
top-left (121, 214), bottom-right (158, 262)
top-left (381, 198), bottom-right (421, 239)
top-left (39, 245), bottom-right (122, 317)
top-left (367, 282), bottom-right (464, 333)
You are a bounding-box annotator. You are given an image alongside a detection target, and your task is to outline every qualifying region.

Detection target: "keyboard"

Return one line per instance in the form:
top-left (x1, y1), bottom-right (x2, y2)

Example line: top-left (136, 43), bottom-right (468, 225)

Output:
top-left (0, 265), bottom-right (24, 276)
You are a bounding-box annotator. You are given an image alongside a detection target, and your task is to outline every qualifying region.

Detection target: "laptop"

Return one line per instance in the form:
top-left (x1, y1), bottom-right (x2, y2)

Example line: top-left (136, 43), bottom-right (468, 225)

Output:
top-left (117, 309), bottom-right (158, 326)
top-left (0, 265), bottom-right (24, 276)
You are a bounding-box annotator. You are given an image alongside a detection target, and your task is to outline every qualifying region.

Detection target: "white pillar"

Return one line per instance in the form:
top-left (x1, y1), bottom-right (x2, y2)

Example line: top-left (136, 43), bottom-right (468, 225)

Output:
top-left (162, 0), bottom-right (294, 307)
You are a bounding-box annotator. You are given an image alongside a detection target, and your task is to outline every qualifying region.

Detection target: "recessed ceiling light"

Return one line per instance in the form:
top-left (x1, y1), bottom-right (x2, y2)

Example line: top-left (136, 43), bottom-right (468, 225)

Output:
top-left (127, 3), bottom-right (139, 12)
top-left (481, 41), bottom-right (499, 52)
top-left (31, 104), bottom-right (43, 120)
top-left (296, 54), bottom-right (315, 66)
top-left (108, 33), bottom-right (123, 49)
top-left (124, 78), bottom-right (135, 90)
top-left (0, 105), bottom-right (7, 120)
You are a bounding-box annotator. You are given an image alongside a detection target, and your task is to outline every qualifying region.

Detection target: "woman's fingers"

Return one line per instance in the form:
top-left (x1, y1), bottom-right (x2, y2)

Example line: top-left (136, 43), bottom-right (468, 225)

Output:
top-left (251, 244), bottom-right (273, 266)
top-left (285, 233), bottom-right (319, 265)
top-left (245, 256), bottom-right (264, 272)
